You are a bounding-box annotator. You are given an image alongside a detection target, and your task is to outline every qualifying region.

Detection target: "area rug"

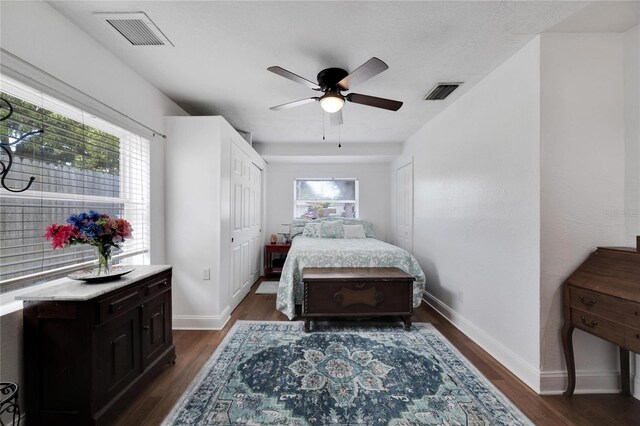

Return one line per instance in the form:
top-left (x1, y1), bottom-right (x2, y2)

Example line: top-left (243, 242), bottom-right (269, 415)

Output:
top-left (163, 321), bottom-right (532, 426)
top-left (255, 281), bottom-right (279, 294)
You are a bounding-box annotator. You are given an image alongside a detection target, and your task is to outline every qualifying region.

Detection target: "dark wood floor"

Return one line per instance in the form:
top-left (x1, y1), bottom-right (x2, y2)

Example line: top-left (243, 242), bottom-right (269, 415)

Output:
top-left (111, 278), bottom-right (640, 425)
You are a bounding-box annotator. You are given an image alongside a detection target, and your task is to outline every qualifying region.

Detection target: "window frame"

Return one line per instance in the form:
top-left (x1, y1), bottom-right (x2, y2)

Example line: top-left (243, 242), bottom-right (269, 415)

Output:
top-left (0, 74), bottom-right (151, 293)
top-left (293, 178), bottom-right (359, 219)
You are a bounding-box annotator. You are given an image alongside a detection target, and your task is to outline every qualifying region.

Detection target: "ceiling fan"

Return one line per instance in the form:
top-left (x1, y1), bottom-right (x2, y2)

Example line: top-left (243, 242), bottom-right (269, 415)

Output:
top-left (267, 57), bottom-right (403, 126)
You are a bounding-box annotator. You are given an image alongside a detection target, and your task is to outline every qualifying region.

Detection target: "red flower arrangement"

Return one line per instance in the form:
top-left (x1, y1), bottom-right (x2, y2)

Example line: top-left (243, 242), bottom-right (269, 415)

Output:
top-left (45, 211), bottom-right (133, 275)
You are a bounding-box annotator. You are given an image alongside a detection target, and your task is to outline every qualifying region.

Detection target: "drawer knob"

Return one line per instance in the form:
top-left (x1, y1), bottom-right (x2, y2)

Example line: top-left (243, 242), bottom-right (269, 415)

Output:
top-left (580, 316), bottom-right (598, 328)
top-left (578, 296), bottom-right (596, 307)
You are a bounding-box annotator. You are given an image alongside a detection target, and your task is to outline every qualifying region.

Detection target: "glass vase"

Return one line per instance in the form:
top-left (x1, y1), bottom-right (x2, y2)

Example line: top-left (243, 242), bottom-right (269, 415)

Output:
top-left (95, 245), bottom-right (112, 275)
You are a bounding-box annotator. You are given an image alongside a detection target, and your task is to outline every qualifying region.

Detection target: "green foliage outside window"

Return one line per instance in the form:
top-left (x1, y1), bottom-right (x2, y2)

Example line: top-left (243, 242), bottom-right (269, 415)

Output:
top-left (0, 93), bottom-right (120, 174)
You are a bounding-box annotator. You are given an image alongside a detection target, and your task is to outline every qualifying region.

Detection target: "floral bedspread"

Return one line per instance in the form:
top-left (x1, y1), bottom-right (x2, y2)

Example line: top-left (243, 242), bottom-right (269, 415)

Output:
top-left (276, 237), bottom-right (426, 319)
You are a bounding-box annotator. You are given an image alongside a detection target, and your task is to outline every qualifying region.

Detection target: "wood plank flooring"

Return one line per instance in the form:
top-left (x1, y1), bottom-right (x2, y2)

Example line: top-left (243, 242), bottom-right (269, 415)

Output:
top-left (110, 279), bottom-right (640, 425)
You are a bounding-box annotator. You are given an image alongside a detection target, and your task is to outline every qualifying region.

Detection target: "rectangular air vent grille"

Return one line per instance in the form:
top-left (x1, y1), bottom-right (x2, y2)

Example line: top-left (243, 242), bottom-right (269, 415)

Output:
top-left (424, 83), bottom-right (462, 101)
top-left (96, 12), bottom-right (173, 47)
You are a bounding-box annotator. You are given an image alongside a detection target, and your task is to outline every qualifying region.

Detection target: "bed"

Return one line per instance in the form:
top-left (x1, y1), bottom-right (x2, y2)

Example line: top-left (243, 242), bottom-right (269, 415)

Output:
top-left (276, 221), bottom-right (426, 320)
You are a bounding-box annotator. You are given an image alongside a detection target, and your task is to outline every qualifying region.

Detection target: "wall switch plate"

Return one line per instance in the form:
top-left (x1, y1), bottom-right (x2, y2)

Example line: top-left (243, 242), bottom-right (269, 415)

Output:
top-left (203, 268), bottom-right (210, 280)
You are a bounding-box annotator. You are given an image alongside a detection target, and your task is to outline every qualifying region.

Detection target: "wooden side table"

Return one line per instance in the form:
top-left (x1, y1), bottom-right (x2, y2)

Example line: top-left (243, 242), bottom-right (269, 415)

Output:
top-left (561, 246), bottom-right (640, 396)
top-left (264, 243), bottom-right (291, 276)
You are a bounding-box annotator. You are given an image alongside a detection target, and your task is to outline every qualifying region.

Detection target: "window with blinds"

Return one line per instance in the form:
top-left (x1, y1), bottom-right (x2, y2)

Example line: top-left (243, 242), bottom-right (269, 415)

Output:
top-left (0, 75), bottom-right (150, 293)
top-left (294, 179), bottom-right (358, 219)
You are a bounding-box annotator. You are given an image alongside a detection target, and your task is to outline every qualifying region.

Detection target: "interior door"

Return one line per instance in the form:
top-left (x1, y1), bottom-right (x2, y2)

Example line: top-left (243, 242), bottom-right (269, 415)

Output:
top-left (396, 161), bottom-right (413, 253)
top-left (230, 142), bottom-right (262, 311)
top-left (249, 163), bottom-right (262, 281)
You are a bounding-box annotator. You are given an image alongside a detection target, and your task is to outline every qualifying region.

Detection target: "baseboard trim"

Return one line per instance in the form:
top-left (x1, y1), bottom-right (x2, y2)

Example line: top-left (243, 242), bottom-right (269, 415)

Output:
top-left (422, 291), bottom-right (541, 393)
top-left (539, 370), bottom-right (621, 395)
top-left (172, 306), bottom-right (231, 330)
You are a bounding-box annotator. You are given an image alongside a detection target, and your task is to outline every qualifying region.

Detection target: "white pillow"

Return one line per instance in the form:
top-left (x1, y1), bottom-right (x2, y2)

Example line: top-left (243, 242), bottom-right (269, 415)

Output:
top-left (343, 224), bottom-right (366, 239)
top-left (302, 222), bottom-right (322, 238)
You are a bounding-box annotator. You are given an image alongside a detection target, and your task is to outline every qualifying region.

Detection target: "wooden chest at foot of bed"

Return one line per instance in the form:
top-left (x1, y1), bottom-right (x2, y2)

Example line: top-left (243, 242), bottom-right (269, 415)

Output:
top-left (302, 267), bottom-right (414, 331)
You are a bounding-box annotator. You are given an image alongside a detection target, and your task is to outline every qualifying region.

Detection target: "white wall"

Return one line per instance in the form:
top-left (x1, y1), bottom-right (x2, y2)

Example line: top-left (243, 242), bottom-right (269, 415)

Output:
top-left (625, 25), bottom-right (640, 245)
top-left (539, 33), bottom-right (628, 394)
top-left (623, 25), bottom-right (640, 398)
top-left (400, 38), bottom-right (542, 390)
top-left (265, 162), bottom-right (390, 242)
top-left (0, 2), bottom-right (187, 420)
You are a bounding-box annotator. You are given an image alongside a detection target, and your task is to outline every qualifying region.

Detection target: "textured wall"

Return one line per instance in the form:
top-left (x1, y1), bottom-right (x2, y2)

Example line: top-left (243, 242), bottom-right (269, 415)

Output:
top-left (540, 33), bottom-right (627, 393)
top-left (400, 38), bottom-right (542, 390)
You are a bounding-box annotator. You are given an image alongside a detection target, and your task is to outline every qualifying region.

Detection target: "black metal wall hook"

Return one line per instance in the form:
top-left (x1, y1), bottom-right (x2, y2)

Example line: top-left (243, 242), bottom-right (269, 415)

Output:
top-left (0, 97), bottom-right (14, 121)
top-left (0, 97), bottom-right (44, 193)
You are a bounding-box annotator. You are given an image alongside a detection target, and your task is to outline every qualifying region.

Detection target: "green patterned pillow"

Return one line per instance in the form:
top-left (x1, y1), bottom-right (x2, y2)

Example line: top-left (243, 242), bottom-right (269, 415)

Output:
top-left (343, 219), bottom-right (375, 238)
top-left (302, 222), bottom-right (321, 238)
top-left (321, 220), bottom-right (344, 238)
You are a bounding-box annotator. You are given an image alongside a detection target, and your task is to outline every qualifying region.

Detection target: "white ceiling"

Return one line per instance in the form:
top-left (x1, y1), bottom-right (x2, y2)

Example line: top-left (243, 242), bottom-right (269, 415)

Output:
top-left (48, 1), bottom-right (639, 146)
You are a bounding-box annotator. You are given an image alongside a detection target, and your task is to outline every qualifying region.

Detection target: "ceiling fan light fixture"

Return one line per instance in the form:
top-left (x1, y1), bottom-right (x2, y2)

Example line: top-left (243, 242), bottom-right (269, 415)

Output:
top-left (319, 92), bottom-right (344, 113)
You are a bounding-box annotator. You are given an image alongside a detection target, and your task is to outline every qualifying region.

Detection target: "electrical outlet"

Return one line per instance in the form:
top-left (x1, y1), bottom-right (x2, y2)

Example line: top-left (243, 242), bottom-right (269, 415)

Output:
top-left (202, 268), bottom-right (210, 280)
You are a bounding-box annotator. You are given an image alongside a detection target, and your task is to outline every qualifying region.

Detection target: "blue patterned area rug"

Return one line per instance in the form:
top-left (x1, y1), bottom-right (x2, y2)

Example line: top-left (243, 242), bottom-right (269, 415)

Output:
top-left (163, 321), bottom-right (532, 425)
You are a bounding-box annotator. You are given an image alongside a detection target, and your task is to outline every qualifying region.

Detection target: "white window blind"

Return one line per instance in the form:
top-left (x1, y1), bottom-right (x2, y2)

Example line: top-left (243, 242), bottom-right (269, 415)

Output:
top-left (294, 179), bottom-right (358, 219)
top-left (0, 75), bottom-right (150, 293)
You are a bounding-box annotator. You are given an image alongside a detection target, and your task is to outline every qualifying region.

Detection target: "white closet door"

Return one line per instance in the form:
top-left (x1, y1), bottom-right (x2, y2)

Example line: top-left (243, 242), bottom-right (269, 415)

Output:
top-left (249, 163), bottom-right (262, 281)
top-left (396, 161), bottom-right (413, 253)
top-left (230, 142), bottom-right (262, 311)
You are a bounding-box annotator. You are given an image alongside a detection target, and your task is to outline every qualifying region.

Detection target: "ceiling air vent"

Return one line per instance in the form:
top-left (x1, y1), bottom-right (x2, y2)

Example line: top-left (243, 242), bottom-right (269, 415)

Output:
top-left (95, 12), bottom-right (174, 47)
top-left (424, 83), bottom-right (462, 101)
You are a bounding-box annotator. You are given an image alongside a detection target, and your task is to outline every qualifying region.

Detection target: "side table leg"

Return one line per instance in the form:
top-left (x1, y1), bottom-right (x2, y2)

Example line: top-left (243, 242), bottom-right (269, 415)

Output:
top-left (562, 322), bottom-right (576, 397)
top-left (620, 347), bottom-right (630, 396)
top-left (304, 319), bottom-right (310, 333)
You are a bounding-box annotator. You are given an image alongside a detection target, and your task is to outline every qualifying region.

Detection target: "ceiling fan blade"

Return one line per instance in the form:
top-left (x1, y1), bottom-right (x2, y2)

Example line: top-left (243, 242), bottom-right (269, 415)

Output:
top-left (267, 66), bottom-right (320, 90)
top-left (346, 93), bottom-right (403, 111)
top-left (337, 57), bottom-right (388, 90)
top-left (269, 97), bottom-right (319, 111)
top-left (330, 110), bottom-right (343, 126)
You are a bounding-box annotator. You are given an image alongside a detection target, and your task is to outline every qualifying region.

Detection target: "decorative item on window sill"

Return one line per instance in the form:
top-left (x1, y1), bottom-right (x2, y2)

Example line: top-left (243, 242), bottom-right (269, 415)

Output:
top-left (45, 211), bottom-right (133, 281)
top-left (0, 97), bottom-right (44, 193)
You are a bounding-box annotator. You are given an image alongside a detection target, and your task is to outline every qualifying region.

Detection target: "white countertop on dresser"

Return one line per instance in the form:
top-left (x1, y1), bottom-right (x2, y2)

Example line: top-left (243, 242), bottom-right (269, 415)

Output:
top-left (16, 265), bottom-right (172, 302)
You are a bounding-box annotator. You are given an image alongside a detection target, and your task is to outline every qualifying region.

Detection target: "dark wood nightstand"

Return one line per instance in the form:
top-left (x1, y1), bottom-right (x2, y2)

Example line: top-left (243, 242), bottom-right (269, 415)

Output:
top-left (264, 243), bottom-right (291, 276)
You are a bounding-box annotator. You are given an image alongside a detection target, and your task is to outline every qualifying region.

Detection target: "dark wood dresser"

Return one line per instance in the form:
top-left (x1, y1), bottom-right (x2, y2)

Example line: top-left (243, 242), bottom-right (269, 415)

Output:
top-left (302, 267), bottom-right (415, 331)
top-left (18, 266), bottom-right (175, 425)
top-left (561, 243), bottom-right (640, 396)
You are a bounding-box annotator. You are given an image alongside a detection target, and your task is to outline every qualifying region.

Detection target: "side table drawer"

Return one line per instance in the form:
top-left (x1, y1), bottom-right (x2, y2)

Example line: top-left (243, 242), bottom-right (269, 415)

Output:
top-left (571, 309), bottom-right (625, 347)
top-left (569, 287), bottom-right (630, 324)
top-left (626, 328), bottom-right (640, 353)
top-left (304, 280), bottom-right (413, 316)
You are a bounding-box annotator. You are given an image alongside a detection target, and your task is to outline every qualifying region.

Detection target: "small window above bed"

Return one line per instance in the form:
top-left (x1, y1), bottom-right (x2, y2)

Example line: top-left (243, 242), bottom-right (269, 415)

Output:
top-left (294, 179), bottom-right (358, 219)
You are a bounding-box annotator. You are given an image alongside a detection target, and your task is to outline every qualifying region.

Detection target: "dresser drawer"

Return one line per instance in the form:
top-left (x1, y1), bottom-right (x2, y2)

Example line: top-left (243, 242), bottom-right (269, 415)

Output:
top-left (143, 275), bottom-right (171, 297)
top-left (571, 309), bottom-right (625, 347)
top-left (304, 280), bottom-right (413, 316)
top-left (96, 285), bottom-right (144, 324)
top-left (569, 287), bottom-right (635, 325)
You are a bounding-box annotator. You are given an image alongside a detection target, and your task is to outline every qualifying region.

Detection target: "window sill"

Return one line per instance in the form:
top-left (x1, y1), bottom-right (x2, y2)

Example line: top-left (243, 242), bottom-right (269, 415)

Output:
top-left (0, 280), bottom-right (57, 316)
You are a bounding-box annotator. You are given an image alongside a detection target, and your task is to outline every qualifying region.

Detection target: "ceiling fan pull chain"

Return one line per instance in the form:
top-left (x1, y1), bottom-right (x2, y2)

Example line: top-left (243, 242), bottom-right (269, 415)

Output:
top-left (338, 126), bottom-right (341, 148)
top-left (322, 111), bottom-right (325, 140)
